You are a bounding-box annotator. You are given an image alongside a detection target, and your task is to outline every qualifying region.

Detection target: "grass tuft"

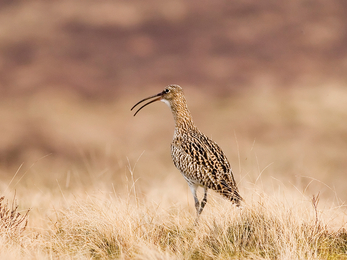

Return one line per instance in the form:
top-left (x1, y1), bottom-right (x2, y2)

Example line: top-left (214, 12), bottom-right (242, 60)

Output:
top-left (0, 194), bottom-right (30, 237)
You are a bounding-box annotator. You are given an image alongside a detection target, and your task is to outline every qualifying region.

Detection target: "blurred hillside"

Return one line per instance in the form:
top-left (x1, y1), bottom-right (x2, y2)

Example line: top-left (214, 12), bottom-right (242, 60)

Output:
top-left (0, 1), bottom-right (346, 200)
top-left (0, 0), bottom-right (346, 97)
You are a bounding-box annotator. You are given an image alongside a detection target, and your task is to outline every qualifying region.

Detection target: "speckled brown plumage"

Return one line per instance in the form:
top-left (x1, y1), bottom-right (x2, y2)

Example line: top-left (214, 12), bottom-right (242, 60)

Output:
top-left (131, 84), bottom-right (242, 218)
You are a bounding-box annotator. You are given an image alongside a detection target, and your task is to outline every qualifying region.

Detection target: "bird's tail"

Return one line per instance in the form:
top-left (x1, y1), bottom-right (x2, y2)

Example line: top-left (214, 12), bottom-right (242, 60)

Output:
top-left (218, 179), bottom-right (243, 206)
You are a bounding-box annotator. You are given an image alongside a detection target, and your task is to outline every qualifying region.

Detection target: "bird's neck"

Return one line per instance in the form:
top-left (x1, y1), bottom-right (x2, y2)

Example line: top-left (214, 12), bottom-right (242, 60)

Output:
top-left (170, 101), bottom-right (196, 131)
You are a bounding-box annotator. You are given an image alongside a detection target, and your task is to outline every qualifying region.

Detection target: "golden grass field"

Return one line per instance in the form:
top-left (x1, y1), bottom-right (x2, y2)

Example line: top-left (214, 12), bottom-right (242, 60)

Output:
top-left (0, 85), bottom-right (347, 259)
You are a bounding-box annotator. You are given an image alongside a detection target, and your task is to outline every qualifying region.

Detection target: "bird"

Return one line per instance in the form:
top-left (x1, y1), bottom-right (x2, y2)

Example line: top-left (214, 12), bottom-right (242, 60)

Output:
top-left (131, 84), bottom-right (242, 220)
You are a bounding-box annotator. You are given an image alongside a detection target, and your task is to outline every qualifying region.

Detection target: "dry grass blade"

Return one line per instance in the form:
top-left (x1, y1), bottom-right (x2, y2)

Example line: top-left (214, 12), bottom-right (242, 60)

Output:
top-left (311, 193), bottom-right (320, 227)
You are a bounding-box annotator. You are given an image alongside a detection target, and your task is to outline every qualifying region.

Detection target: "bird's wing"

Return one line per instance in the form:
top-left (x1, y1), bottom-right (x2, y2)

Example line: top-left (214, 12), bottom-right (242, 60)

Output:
top-left (175, 131), bottom-right (239, 192)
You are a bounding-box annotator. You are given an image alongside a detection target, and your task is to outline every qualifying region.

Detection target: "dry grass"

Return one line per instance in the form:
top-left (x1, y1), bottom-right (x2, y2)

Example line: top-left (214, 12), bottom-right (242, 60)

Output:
top-left (0, 85), bottom-right (346, 259)
top-left (2, 185), bottom-right (347, 259)
top-left (0, 194), bottom-right (29, 236)
top-left (49, 192), bottom-right (347, 260)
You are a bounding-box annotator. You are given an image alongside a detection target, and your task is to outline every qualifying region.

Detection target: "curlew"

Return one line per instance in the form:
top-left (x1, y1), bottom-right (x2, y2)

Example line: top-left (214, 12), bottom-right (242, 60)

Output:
top-left (131, 85), bottom-right (242, 220)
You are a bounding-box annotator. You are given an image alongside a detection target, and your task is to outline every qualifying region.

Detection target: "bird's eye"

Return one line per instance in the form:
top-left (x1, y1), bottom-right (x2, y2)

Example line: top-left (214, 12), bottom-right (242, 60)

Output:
top-left (163, 89), bottom-right (170, 94)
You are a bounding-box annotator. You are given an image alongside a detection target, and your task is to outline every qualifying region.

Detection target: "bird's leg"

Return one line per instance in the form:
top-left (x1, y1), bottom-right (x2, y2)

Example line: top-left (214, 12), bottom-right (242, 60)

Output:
top-left (198, 188), bottom-right (208, 215)
top-left (189, 184), bottom-right (200, 219)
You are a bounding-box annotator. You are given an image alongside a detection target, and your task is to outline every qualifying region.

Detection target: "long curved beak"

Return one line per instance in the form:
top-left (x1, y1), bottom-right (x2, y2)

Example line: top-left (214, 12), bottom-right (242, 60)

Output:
top-left (131, 92), bottom-right (162, 116)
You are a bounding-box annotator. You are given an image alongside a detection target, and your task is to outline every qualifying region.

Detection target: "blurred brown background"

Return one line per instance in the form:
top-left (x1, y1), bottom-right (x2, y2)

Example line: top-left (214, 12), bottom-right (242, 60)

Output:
top-left (0, 1), bottom-right (346, 201)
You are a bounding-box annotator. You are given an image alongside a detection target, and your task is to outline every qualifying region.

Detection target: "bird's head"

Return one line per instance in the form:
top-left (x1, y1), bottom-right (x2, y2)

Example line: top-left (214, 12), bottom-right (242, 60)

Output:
top-left (131, 84), bottom-right (184, 116)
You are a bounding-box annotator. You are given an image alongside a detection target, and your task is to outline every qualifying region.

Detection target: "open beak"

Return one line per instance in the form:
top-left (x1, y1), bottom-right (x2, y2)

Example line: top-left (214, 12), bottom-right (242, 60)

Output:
top-left (131, 92), bottom-right (163, 116)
